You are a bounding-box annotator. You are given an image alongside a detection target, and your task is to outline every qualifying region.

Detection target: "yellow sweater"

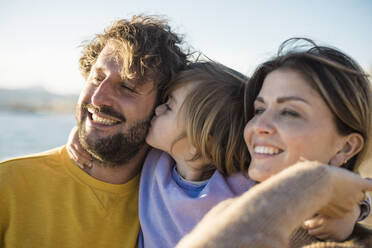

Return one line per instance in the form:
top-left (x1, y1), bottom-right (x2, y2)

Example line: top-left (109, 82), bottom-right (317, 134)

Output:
top-left (0, 146), bottom-right (140, 248)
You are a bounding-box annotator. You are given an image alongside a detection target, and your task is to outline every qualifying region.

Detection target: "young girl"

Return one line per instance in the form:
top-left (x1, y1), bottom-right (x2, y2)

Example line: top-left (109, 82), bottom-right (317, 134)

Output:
top-left (138, 62), bottom-right (256, 247)
top-left (68, 61), bottom-right (366, 247)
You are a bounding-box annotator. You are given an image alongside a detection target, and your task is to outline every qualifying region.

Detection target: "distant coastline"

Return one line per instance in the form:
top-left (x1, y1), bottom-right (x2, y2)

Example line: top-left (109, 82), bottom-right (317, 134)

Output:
top-left (1, 76), bottom-right (371, 114)
top-left (0, 87), bottom-right (78, 114)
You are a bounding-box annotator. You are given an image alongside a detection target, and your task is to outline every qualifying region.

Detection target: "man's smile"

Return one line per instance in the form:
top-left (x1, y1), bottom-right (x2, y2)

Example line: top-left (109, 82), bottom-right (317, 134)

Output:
top-left (87, 107), bottom-right (122, 126)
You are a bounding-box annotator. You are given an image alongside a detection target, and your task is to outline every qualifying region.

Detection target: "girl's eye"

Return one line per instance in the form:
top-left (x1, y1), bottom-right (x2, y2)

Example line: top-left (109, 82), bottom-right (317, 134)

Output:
top-left (164, 102), bottom-right (171, 111)
top-left (163, 96), bottom-right (172, 110)
top-left (254, 107), bottom-right (265, 115)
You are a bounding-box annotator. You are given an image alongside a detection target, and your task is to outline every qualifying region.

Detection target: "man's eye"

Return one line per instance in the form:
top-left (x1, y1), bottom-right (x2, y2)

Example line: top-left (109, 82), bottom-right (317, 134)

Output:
top-left (121, 83), bottom-right (136, 93)
top-left (92, 76), bottom-right (103, 85)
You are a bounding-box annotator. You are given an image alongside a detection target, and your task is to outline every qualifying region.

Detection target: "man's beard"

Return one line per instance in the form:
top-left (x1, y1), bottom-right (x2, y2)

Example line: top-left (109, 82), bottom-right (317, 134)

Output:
top-left (76, 103), bottom-right (151, 167)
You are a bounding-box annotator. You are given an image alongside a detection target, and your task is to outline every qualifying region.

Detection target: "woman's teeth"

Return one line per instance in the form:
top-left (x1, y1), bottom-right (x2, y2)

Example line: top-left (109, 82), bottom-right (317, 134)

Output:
top-left (254, 146), bottom-right (281, 155)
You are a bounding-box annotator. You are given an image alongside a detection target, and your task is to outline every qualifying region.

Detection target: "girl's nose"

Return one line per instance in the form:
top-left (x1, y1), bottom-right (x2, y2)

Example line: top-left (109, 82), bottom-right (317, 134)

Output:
top-left (155, 104), bottom-right (166, 116)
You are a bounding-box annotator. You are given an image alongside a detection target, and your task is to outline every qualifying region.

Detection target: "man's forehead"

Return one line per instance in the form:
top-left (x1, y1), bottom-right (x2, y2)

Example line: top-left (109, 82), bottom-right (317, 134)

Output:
top-left (94, 46), bottom-right (121, 68)
top-left (101, 42), bottom-right (118, 56)
top-left (92, 43), bottom-right (158, 93)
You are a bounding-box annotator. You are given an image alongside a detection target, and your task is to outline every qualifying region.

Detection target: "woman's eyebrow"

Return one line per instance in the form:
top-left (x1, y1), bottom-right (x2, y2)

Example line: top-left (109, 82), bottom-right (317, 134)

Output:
top-left (277, 96), bottom-right (311, 105)
top-left (255, 96), bottom-right (311, 105)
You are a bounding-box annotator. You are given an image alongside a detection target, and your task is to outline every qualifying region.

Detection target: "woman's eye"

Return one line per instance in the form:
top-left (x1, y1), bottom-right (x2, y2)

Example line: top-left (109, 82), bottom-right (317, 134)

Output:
top-left (281, 109), bottom-right (300, 117)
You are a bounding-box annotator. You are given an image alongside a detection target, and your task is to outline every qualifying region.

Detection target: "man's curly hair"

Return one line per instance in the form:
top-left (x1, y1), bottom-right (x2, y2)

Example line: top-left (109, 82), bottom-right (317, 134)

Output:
top-left (79, 15), bottom-right (189, 92)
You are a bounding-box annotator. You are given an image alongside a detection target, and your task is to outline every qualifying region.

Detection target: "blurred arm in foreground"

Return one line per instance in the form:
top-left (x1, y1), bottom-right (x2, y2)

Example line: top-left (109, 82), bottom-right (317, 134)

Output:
top-left (176, 161), bottom-right (372, 248)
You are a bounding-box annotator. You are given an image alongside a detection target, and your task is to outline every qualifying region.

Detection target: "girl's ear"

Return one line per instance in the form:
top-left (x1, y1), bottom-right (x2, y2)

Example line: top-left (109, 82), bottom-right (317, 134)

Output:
top-left (330, 133), bottom-right (364, 167)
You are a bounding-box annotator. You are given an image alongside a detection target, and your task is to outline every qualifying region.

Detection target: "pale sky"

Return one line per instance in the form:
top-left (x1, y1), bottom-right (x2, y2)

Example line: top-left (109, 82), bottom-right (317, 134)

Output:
top-left (1, 0), bottom-right (371, 94)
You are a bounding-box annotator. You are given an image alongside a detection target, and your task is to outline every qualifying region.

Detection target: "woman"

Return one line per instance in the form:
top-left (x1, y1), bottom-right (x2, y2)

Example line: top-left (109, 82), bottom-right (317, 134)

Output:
top-left (244, 38), bottom-right (371, 243)
top-left (177, 38), bottom-right (372, 248)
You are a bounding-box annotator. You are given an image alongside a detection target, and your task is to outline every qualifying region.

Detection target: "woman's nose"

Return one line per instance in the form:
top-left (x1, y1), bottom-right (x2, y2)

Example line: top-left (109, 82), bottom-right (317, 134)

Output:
top-left (252, 112), bottom-right (276, 135)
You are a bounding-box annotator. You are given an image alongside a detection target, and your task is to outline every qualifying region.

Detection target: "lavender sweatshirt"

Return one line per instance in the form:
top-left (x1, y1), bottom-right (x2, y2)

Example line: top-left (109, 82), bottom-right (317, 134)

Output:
top-left (138, 149), bottom-right (255, 248)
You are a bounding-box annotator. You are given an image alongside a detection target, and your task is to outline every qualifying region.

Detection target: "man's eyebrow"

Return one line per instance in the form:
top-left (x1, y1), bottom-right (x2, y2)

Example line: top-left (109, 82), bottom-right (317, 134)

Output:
top-left (121, 79), bottom-right (136, 88)
top-left (130, 80), bottom-right (156, 94)
top-left (91, 66), bottom-right (104, 75)
top-left (255, 96), bottom-right (311, 105)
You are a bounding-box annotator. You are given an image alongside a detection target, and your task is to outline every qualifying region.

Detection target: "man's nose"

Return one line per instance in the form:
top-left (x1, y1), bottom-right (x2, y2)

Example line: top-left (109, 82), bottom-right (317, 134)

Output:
top-left (91, 79), bottom-right (115, 107)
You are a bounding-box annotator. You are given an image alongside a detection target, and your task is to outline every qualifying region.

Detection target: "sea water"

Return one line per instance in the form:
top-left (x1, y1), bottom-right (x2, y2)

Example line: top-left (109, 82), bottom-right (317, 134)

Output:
top-left (0, 111), bottom-right (75, 161)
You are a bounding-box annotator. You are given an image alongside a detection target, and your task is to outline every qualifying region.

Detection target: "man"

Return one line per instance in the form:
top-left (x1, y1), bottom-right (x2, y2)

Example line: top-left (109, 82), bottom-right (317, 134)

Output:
top-left (0, 15), bottom-right (188, 248)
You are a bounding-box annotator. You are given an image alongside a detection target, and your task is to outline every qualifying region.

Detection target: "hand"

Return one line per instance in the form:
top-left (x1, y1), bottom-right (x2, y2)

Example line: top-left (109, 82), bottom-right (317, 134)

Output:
top-left (317, 166), bottom-right (372, 219)
top-left (303, 203), bottom-right (360, 241)
top-left (66, 126), bottom-right (93, 169)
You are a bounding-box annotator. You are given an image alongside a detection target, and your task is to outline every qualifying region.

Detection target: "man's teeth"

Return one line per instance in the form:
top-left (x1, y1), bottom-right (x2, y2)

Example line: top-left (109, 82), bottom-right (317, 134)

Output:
top-left (254, 146), bottom-right (281, 155)
top-left (92, 114), bottom-right (119, 125)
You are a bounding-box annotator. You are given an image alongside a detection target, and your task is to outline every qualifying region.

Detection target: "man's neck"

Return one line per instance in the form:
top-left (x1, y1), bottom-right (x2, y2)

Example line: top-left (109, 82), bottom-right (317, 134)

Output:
top-left (82, 145), bottom-right (149, 184)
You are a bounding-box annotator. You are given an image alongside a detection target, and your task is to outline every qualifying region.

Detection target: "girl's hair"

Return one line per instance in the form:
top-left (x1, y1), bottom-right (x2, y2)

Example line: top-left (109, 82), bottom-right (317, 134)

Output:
top-left (165, 62), bottom-right (250, 175)
top-left (248, 38), bottom-right (372, 171)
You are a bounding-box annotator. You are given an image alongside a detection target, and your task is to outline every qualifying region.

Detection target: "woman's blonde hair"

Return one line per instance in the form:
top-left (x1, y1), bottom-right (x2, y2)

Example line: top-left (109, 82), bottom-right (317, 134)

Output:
top-left (165, 62), bottom-right (250, 176)
top-left (248, 38), bottom-right (372, 171)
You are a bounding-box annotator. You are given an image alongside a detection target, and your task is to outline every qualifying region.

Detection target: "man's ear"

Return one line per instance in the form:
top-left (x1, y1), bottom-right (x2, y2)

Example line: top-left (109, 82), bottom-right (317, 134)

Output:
top-left (330, 133), bottom-right (364, 167)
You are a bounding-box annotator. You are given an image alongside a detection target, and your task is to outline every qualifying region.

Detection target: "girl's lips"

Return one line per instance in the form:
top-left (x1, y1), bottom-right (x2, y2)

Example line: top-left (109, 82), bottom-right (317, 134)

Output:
top-left (150, 117), bottom-right (156, 126)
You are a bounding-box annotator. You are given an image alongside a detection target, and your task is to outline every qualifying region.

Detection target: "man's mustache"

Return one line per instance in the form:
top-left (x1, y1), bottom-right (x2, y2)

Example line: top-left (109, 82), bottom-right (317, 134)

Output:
top-left (84, 104), bottom-right (126, 122)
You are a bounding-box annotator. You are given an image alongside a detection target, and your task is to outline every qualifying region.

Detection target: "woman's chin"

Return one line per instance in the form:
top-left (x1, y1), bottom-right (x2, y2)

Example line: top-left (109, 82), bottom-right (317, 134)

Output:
top-left (248, 167), bottom-right (268, 182)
